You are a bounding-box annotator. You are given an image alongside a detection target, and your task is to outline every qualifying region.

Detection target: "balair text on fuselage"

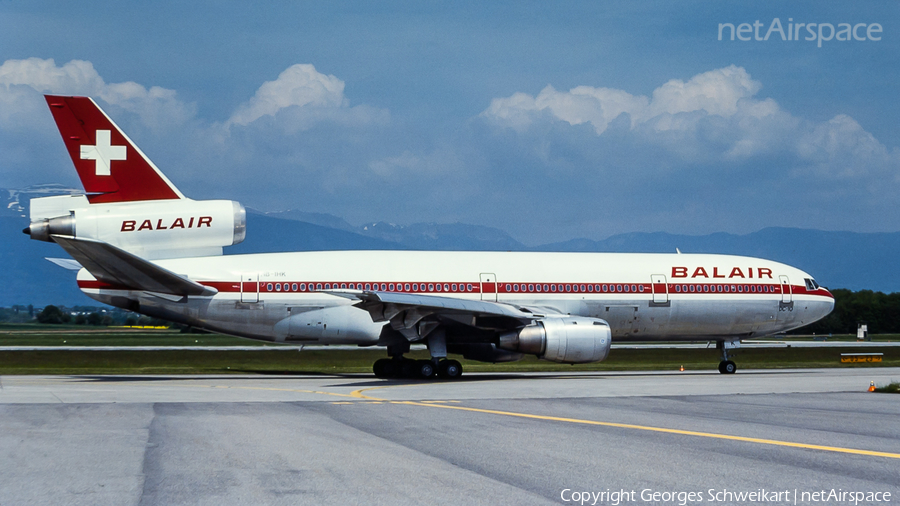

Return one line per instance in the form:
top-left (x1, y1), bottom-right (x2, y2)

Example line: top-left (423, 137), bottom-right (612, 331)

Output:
top-left (121, 216), bottom-right (213, 232)
top-left (672, 266), bottom-right (773, 279)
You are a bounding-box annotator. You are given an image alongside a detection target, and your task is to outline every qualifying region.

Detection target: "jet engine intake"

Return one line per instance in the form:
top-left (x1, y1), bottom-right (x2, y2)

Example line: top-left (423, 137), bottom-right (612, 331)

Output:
top-left (498, 316), bottom-right (611, 364)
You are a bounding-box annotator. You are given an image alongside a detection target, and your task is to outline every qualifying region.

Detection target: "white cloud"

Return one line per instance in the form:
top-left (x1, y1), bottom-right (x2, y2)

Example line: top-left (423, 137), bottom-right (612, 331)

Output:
top-left (481, 65), bottom-right (768, 135)
top-left (0, 57), bottom-right (195, 132)
top-left (480, 65), bottom-right (899, 179)
top-left (646, 65), bottom-right (760, 119)
top-left (227, 64), bottom-right (347, 127)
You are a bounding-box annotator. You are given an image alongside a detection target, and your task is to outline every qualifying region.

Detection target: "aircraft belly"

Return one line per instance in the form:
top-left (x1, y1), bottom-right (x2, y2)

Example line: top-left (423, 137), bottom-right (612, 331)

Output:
top-left (586, 299), bottom-right (784, 341)
top-left (275, 305), bottom-right (384, 344)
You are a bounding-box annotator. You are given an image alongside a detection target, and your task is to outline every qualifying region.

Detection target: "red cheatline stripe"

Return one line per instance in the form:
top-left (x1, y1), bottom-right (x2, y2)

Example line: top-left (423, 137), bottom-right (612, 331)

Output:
top-left (75, 279), bottom-right (832, 299)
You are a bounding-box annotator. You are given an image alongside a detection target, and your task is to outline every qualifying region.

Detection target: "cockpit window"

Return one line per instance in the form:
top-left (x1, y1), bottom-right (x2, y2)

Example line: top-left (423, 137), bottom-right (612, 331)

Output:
top-left (804, 278), bottom-right (820, 290)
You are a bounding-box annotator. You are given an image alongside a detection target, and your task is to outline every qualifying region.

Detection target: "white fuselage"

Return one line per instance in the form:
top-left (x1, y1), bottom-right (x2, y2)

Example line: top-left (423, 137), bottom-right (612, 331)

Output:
top-left (76, 250), bottom-right (834, 344)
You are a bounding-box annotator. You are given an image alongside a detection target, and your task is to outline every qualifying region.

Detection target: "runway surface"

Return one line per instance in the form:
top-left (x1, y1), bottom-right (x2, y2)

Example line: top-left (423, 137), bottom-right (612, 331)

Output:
top-left (1, 368), bottom-right (898, 505)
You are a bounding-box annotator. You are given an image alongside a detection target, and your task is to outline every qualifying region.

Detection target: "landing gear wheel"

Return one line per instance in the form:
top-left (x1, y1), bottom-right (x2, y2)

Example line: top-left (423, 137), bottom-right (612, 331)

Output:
top-left (373, 358), bottom-right (392, 378)
top-left (718, 360), bottom-right (737, 374)
top-left (400, 358), bottom-right (419, 378)
top-left (416, 360), bottom-right (436, 379)
top-left (438, 360), bottom-right (463, 379)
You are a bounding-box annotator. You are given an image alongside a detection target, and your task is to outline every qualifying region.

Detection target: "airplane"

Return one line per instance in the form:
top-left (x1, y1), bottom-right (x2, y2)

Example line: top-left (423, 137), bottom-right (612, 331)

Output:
top-left (24, 95), bottom-right (835, 379)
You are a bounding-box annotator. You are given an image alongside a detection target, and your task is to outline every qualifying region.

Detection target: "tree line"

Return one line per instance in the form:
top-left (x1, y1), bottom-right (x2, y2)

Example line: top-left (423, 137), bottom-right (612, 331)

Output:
top-left (793, 289), bottom-right (900, 335)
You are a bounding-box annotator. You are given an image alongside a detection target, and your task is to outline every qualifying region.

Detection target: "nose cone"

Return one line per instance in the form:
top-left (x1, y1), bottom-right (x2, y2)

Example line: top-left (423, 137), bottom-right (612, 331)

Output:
top-left (812, 289), bottom-right (835, 322)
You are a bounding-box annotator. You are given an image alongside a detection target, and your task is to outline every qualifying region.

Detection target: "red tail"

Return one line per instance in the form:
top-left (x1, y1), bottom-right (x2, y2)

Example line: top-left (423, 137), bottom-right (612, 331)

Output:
top-left (45, 95), bottom-right (184, 203)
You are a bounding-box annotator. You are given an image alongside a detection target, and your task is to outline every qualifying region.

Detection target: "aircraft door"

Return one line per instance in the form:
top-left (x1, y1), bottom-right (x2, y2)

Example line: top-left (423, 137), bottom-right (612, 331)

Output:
top-left (651, 274), bottom-right (668, 304)
top-left (480, 273), bottom-right (497, 301)
top-left (779, 275), bottom-right (791, 303)
top-left (241, 274), bottom-right (259, 303)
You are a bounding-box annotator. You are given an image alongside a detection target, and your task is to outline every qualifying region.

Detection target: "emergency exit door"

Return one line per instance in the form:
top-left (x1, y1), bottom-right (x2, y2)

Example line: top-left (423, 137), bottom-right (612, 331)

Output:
top-left (241, 274), bottom-right (259, 303)
top-left (651, 274), bottom-right (668, 304)
top-left (480, 273), bottom-right (497, 301)
top-left (779, 275), bottom-right (791, 303)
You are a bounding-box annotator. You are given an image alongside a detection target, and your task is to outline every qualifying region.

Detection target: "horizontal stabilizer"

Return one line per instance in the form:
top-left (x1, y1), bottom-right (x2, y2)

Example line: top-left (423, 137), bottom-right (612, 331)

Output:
top-left (46, 257), bottom-right (82, 271)
top-left (50, 235), bottom-right (217, 297)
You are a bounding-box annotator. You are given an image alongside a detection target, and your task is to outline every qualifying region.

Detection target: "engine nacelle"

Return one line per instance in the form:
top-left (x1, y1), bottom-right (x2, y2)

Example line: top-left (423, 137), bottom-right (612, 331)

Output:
top-left (498, 316), bottom-right (612, 364)
top-left (26, 195), bottom-right (246, 259)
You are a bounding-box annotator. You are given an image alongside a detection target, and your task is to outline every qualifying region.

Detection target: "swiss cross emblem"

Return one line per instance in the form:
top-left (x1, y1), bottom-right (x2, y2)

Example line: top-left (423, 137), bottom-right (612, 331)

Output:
top-left (80, 130), bottom-right (126, 176)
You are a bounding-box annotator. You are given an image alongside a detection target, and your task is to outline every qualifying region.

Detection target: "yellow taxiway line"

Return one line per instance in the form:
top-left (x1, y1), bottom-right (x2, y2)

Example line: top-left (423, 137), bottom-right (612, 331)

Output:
top-left (349, 385), bottom-right (900, 460)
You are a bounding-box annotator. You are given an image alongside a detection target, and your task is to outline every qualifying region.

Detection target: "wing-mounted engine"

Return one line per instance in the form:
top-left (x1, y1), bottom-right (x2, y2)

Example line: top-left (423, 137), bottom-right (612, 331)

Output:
top-left (498, 316), bottom-right (612, 364)
top-left (25, 194), bottom-right (246, 259)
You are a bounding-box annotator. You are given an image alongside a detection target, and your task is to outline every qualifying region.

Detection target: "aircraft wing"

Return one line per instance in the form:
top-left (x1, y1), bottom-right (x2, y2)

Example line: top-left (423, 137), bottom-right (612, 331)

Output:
top-left (50, 235), bottom-right (217, 297)
top-left (328, 289), bottom-right (540, 341)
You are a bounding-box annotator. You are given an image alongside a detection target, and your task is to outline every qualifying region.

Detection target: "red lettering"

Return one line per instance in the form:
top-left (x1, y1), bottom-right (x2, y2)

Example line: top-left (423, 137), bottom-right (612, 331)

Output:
top-left (138, 220), bottom-right (153, 231)
top-left (729, 267), bottom-right (745, 278)
top-left (758, 267), bottom-right (773, 279)
top-left (749, 267), bottom-right (754, 278)
top-left (198, 216), bottom-right (212, 227)
top-left (712, 267), bottom-right (725, 278)
top-left (691, 267), bottom-right (709, 278)
top-left (121, 220), bottom-right (136, 232)
top-left (171, 218), bottom-right (185, 229)
top-left (156, 219), bottom-right (168, 230)
top-left (672, 267), bottom-right (688, 278)
top-left (188, 217), bottom-right (195, 228)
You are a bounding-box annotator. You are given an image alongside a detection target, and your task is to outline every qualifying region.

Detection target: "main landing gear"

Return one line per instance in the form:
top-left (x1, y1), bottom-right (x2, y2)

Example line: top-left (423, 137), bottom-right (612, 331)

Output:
top-left (373, 329), bottom-right (462, 379)
top-left (716, 340), bottom-right (738, 374)
top-left (373, 357), bottom-right (463, 380)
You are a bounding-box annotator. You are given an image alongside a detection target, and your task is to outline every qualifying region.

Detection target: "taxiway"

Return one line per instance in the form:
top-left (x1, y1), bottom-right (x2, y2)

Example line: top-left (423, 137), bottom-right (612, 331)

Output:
top-left (1, 368), bottom-right (898, 505)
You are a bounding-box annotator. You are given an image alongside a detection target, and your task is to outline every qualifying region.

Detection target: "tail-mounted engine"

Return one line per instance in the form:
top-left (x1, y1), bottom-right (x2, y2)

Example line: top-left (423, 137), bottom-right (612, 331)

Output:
top-left (25, 194), bottom-right (246, 259)
top-left (498, 316), bottom-right (612, 364)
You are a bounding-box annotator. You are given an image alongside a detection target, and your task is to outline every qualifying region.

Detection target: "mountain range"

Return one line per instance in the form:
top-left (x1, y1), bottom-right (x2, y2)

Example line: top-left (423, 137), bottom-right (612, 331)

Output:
top-left (2, 194), bottom-right (896, 306)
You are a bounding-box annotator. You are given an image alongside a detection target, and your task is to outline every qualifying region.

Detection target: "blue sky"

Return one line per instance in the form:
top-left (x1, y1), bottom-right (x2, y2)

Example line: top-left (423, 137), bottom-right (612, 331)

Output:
top-left (1, 1), bottom-right (897, 244)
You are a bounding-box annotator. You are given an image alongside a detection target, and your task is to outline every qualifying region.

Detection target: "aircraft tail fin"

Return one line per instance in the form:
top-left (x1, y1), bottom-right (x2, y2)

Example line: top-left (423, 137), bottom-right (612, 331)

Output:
top-left (44, 95), bottom-right (185, 204)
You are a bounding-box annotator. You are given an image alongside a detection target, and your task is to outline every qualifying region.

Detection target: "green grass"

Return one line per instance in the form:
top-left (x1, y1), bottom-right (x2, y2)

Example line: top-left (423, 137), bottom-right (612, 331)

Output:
top-left (874, 381), bottom-right (900, 393)
top-left (0, 324), bottom-right (267, 347)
